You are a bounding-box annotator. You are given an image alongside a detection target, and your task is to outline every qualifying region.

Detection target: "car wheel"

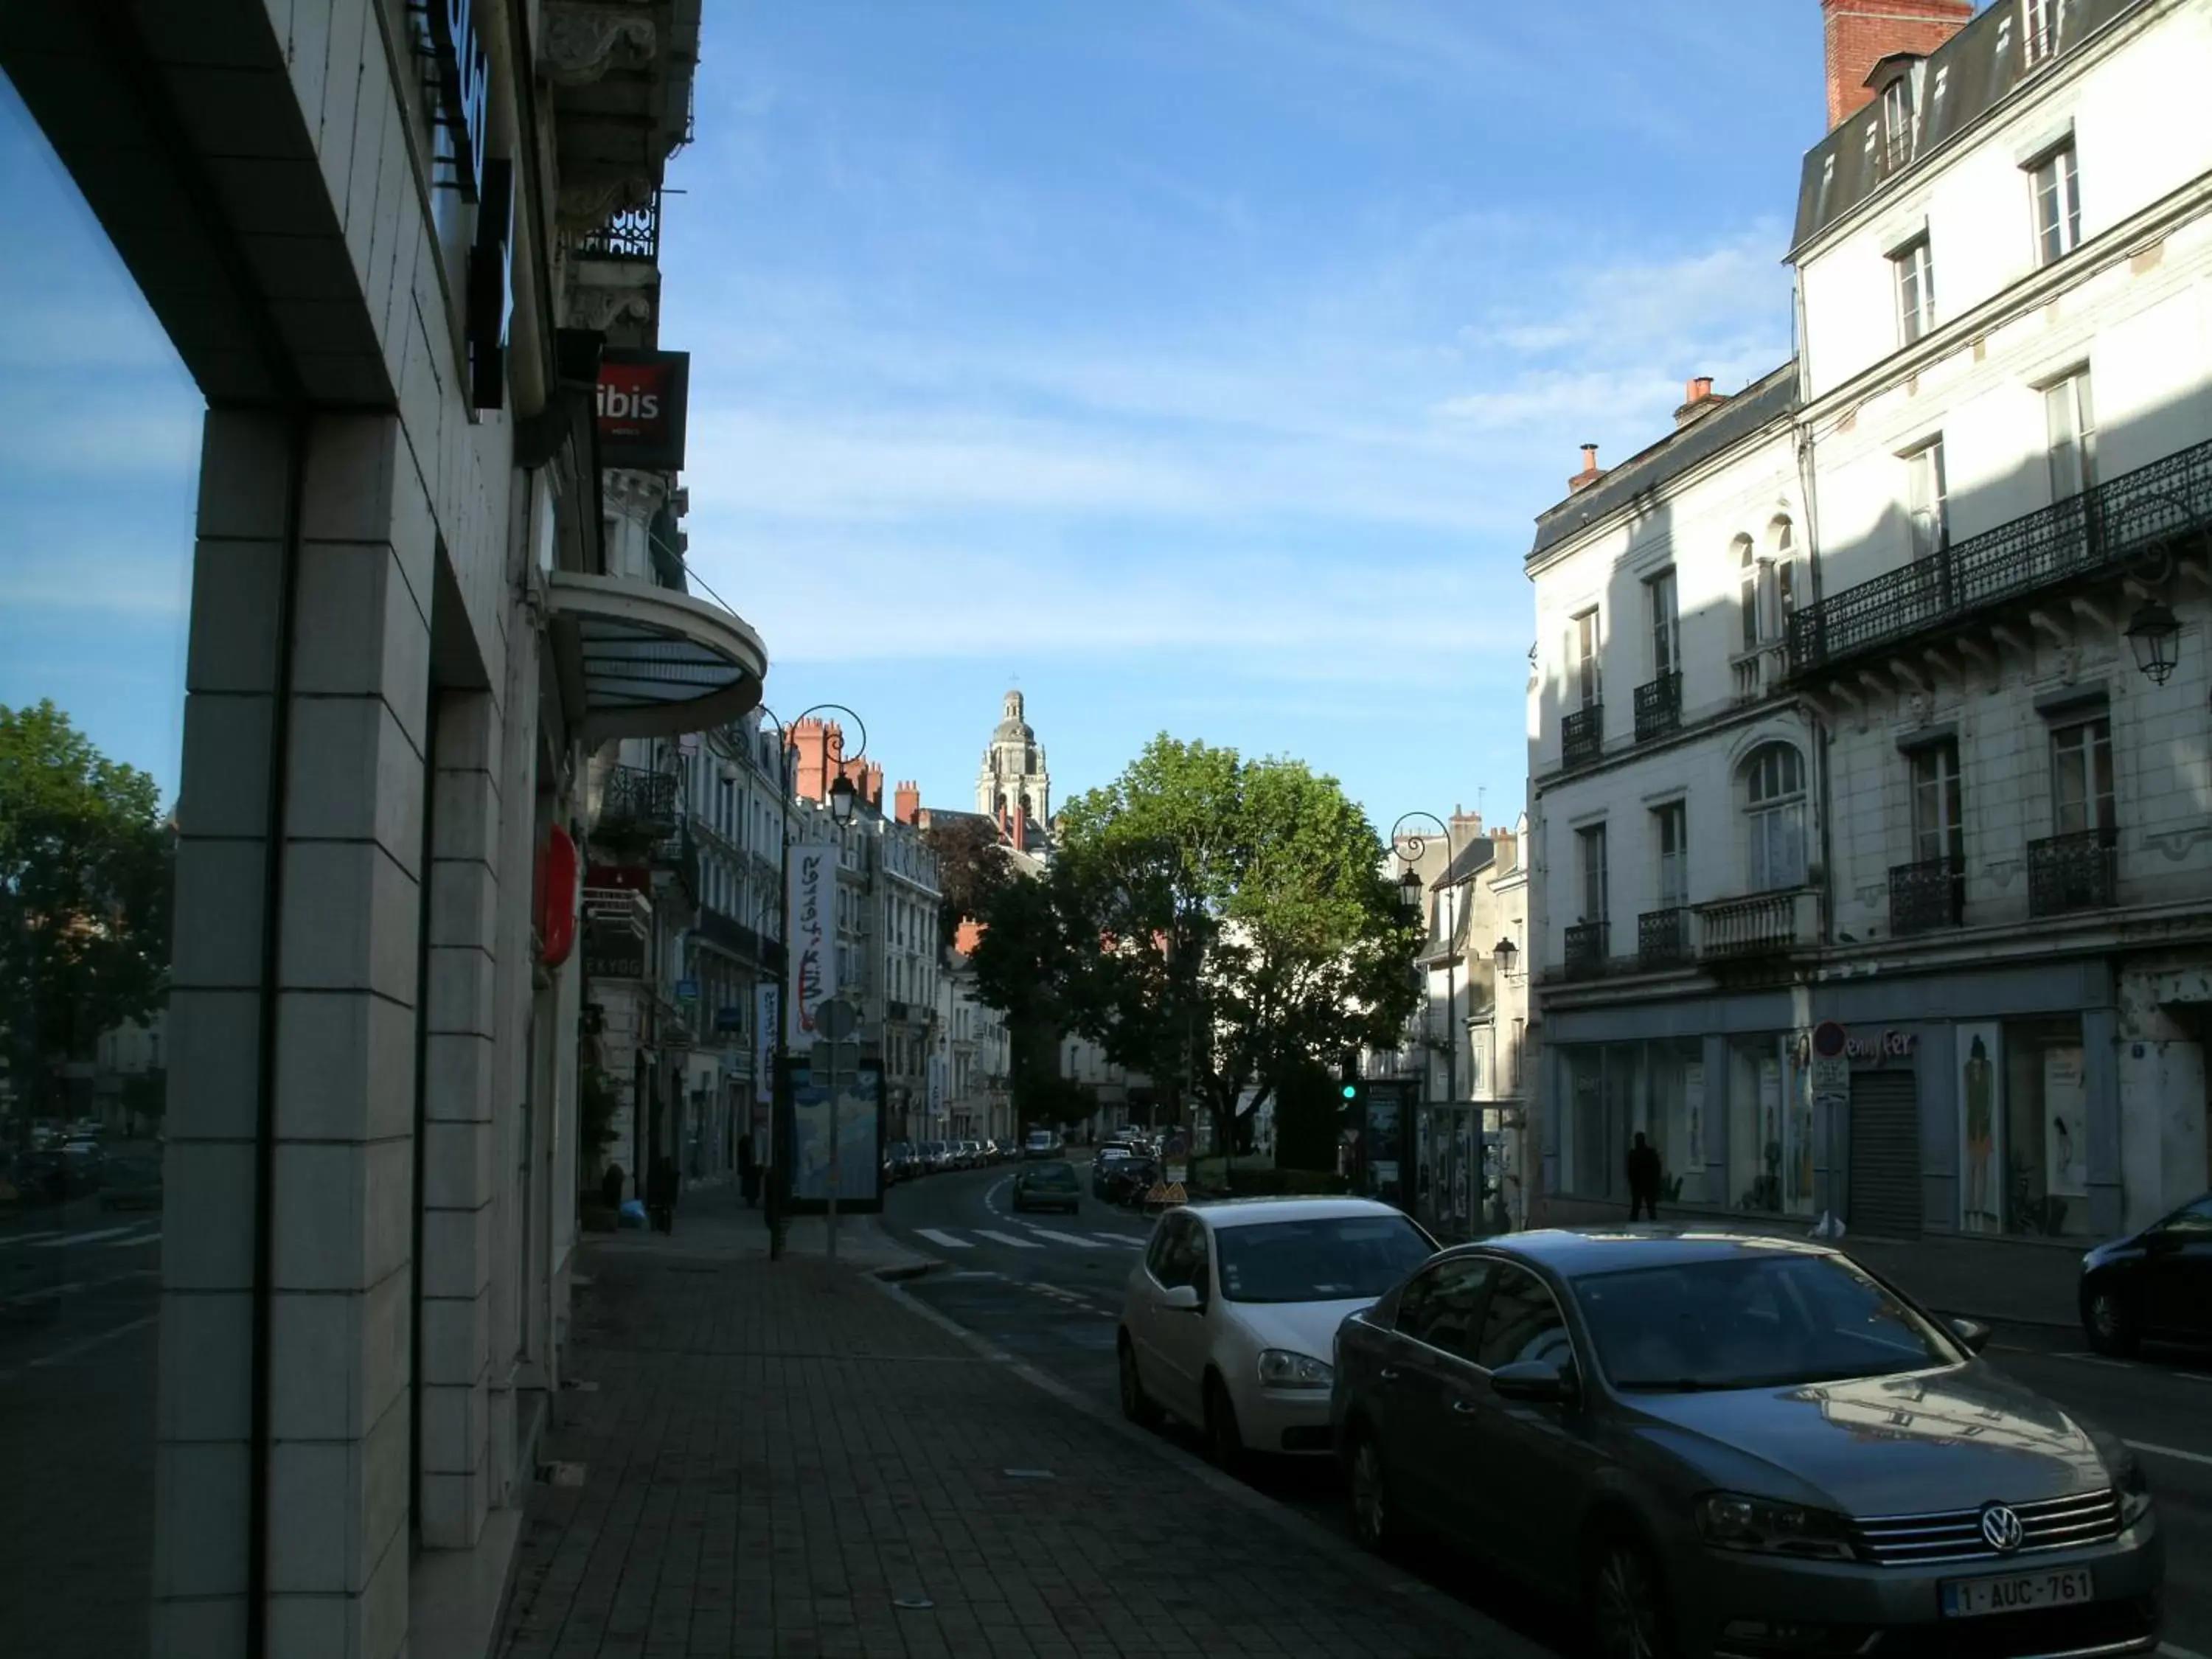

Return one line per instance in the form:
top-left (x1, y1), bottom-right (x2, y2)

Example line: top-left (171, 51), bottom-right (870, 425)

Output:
top-left (1203, 1374), bottom-right (1245, 1472)
top-left (1345, 1427), bottom-right (1399, 1557)
top-left (1587, 1531), bottom-right (1673, 1659)
top-left (1118, 1334), bottom-right (1163, 1429)
top-left (2083, 1284), bottom-right (2140, 1357)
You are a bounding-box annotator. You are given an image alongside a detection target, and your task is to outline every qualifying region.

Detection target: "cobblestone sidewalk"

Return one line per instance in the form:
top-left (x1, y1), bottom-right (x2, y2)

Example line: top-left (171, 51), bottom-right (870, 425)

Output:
top-left (496, 1193), bottom-right (1527, 1659)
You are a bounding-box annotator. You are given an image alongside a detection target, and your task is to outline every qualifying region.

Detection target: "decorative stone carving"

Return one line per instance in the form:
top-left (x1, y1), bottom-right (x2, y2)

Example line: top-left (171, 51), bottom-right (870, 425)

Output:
top-left (1906, 691), bottom-right (1931, 727)
top-left (541, 3), bottom-right (657, 88)
top-left (557, 174), bottom-right (654, 236)
top-left (2054, 644), bottom-right (2082, 684)
top-left (563, 285), bottom-right (655, 333)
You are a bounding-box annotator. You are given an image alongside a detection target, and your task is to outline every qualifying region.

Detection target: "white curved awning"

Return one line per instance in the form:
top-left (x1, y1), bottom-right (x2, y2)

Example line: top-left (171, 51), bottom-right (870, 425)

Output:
top-left (546, 570), bottom-right (768, 742)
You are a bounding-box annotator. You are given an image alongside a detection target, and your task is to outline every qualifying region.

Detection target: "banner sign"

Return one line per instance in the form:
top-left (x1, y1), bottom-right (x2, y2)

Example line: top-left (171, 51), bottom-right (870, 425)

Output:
top-left (597, 349), bottom-right (690, 471)
top-left (785, 844), bottom-right (838, 1046)
top-left (754, 984), bottom-right (778, 1105)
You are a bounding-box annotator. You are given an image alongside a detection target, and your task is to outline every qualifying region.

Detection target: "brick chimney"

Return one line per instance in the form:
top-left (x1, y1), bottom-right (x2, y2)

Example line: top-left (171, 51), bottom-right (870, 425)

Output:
top-left (1821, 0), bottom-right (1972, 131)
top-left (1569, 442), bottom-right (1605, 493)
top-left (860, 761), bottom-right (885, 811)
top-left (894, 779), bottom-right (920, 824)
top-left (1674, 375), bottom-right (1730, 428)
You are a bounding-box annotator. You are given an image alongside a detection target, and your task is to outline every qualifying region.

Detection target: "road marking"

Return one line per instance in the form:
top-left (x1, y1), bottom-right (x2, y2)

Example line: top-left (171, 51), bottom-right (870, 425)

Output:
top-left (1088, 1233), bottom-right (1144, 1248)
top-left (2126, 1439), bottom-right (2212, 1470)
top-left (0, 1313), bottom-right (159, 1385)
top-left (27, 1225), bottom-right (139, 1248)
top-left (0, 1269), bottom-right (159, 1309)
top-left (973, 1230), bottom-right (1044, 1250)
top-left (1021, 1228), bottom-right (1102, 1249)
top-left (106, 1231), bottom-right (160, 1248)
top-left (913, 1228), bottom-right (973, 1251)
top-left (0, 1231), bottom-right (64, 1248)
top-left (2048, 1352), bottom-right (2212, 1384)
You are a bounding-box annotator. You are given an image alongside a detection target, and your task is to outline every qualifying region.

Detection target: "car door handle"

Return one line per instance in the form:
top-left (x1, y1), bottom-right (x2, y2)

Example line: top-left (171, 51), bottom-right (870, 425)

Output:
top-left (1450, 1397), bottom-right (1481, 1416)
top-left (1377, 1366), bottom-right (1402, 1383)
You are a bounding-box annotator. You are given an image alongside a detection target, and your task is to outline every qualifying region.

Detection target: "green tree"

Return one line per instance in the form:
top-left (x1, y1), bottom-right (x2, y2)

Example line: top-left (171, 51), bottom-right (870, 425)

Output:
top-left (978, 735), bottom-right (1417, 1177)
top-left (969, 858), bottom-right (1091, 1127)
top-left (0, 701), bottom-right (173, 1125)
top-left (920, 813), bottom-right (1011, 950)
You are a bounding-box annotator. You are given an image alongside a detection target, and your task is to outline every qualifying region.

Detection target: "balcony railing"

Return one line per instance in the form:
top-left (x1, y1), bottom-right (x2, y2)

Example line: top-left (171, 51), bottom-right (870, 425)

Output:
top-left (2028, 827), bottom-right (2118, 918)
top-left (1563, 920), bottom-right (1610, 981)
top-left (1638, 906), bottom-right (1690, 968)
top-left (600, 765), bottom-right (678, 835)
top-left (1888, 856), bottom-right (1964, 936)
top-left (568, 190), bottom-right (661, 262)
top-left (696, 905), bottom-right (771, 965)
top-left (1562, 704), bottom-right (1604, 770)
top-left (1788, 435), bottom-right (2212, 675)
top-left (1696, 889), bottom-right (1815, 959)
top-left (1632, 673), bottom-right (1681, 742)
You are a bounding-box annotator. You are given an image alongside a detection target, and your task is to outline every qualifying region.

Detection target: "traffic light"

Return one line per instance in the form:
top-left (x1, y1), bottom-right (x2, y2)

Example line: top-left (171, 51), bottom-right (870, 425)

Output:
top-left (1338, 1051), bottom-right (1363, 1116)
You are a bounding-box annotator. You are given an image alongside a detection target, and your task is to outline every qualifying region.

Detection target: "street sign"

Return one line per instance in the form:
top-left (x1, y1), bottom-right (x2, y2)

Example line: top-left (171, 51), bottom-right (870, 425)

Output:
top-left (675, 977), bottom-right (699, 1001)
top-left (1163, 1181), bottom-right (1186, 1205)
top-left (1812, 1020), bottom-right (1848, 1059)
top-left (1164, 1161), bottom-right (1188, 1186)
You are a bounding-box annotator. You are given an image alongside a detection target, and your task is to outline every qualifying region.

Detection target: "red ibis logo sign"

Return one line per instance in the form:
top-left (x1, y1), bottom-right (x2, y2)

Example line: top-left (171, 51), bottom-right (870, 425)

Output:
top-left (596, 350), bottom-right (690, 472)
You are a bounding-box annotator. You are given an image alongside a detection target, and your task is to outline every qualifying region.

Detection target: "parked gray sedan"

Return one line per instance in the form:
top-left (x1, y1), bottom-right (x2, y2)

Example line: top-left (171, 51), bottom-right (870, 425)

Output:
top-left (1332, 1231), bottom-right (2163, 1659)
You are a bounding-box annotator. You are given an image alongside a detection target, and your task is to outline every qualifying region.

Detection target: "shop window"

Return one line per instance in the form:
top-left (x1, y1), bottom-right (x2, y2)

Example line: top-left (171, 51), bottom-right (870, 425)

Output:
top-left (1728, 1040), bottom-right (1788, 1214)
top-left (2002, 1019), bottom-right (2093, 1237)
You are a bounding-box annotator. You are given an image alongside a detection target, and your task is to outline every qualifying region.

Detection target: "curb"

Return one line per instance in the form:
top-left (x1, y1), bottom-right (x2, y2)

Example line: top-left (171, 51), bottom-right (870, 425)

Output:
top-left (869, 1273), bottom-right (1560, 1659)
top-left (870, 1258), bottom-right (944, 1284)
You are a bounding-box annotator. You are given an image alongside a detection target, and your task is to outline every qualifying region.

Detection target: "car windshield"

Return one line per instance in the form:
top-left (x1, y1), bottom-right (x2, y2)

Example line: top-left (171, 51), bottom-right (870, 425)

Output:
top-left (1212, 1214), bottom-right (1435, 1304)
top-left (1026, 1161), bottom-right (1079, 1189)
top-left (1575, 1251), bottom-right (1959, 1391)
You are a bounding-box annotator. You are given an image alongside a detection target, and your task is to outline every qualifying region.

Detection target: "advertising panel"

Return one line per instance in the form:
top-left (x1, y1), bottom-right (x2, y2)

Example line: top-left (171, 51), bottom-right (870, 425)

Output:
top-left (597, 349), bottom-right (691, 470)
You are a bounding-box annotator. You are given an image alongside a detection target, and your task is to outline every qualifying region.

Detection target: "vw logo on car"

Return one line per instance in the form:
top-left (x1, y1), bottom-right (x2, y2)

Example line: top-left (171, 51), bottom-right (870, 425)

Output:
top-left (1979, 1503), bottom-right (2026, 1555)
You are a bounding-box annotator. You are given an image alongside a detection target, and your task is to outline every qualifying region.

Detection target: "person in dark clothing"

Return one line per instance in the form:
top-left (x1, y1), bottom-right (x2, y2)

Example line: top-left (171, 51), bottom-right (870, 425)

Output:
top-left (599, 1162), bottom-right (625, 1214)
top-left (647, 1155), bottom-right (678, 1234)
top-left (1627, 1132), bottom-right (1663, 1222)
top-left (737, 1133), bottom-right (759, 1208)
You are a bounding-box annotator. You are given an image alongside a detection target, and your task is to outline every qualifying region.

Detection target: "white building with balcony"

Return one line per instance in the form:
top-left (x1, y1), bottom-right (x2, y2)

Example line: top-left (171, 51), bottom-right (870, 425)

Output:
top-left (1527, 0), bottom-right (2212, 1268)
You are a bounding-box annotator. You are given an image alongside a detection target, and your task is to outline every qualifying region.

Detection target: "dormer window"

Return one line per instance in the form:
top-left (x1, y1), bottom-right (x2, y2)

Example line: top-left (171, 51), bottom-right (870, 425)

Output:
top-left (2023, 0), bottom-right (2060, 66)
top-left (1881, 74), bottom-right (1915, 167)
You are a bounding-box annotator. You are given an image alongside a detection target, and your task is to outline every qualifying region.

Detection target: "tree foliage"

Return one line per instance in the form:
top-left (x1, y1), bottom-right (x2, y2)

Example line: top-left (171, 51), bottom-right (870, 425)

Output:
top-left (0, 701), bottom-right (173, 1116)
top-left (919, 813), bottom-right (1011, 949)
top-left (969, 734), bottom-right (1416, 1162)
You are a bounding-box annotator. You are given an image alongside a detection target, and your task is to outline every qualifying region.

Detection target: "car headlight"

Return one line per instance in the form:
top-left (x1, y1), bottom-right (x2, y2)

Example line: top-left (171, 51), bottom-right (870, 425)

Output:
top-left (1256, 1349), bottom-right (1332, 1390)
top-left (1695, 1492), bottom-right (1860, 1561)
top-left (2118, 1453), bottom-right (2153, 1528)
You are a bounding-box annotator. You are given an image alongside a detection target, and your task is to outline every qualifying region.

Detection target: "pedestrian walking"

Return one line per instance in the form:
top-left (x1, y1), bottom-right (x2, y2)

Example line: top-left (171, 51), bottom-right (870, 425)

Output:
top-left (1627, 1131), bottom-right (1663, 1222)
top-left (647, 1155), bottom-right (678, 1235)
top-left (737, 1131), bottom-right (759, 1208)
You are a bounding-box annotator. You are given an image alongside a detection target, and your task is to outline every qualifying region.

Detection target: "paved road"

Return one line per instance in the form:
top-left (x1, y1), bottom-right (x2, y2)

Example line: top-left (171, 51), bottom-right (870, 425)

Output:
top-left (882, 1164), bottom-right (2212, 1659)
top-left (0, 1195), bottom-right (161, 1658)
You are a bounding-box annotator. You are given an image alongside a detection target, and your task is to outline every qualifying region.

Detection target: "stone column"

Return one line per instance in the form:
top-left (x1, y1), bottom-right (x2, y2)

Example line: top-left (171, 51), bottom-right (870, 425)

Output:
top-left (156, 411), bottom-right (433, 1659)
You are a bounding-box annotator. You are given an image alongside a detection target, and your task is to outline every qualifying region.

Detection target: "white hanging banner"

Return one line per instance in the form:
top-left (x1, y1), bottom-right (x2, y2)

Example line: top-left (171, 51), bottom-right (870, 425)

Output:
top-left (754, 982), bottom-right (779, 1105)
top-left (785, 844), bottom-right (839, 1046)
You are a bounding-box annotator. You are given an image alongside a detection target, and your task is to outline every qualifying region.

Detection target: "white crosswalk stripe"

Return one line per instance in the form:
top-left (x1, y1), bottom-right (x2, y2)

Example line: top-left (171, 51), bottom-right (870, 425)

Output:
top-left (914, 1228), bottom-right (974, 1250)
top-left (1089, 1233), bottom-right (1144, 1248)
top-left (972, 1229), bottom-right (1044, 1249)
top-left (106, 1230), bottom-right (161, 1248)
top-left (1020, 1227), bottom-right (1102, 1249)
top-left (0, 1231), bottom-right (64, 1248)
top-left (28, 1225), bottom-right (139, 1248)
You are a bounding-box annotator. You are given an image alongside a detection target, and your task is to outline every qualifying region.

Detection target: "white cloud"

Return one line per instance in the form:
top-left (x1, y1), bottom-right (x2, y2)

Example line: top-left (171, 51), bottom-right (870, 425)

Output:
top-left (0, 550), bottom-right (191, 616)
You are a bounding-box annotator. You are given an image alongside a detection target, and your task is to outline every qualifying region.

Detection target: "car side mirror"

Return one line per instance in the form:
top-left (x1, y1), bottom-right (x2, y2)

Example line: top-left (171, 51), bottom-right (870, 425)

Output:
top-left (1490, 1360), bottom-right (1576, 1404)
top-left (1160, 1284), bottom-right (1203, 1313)
top-left (1948, 1317), bottom-right (1992, 1354)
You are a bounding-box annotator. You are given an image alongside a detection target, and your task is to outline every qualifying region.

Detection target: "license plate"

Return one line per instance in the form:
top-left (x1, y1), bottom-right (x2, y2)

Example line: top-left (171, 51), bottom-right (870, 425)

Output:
top-left (1940, 1568), bottom-right (2095, 1618)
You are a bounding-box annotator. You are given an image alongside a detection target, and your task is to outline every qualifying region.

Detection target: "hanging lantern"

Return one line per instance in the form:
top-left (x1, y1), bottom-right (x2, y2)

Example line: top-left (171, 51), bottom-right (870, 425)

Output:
top-left (2125, 599), bottom-right (2181, 685)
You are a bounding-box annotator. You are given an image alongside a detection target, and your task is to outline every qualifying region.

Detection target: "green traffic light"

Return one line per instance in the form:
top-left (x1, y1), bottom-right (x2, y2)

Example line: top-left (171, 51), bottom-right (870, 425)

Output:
top-left (1340, 1083), bottom-right (1358, 1100)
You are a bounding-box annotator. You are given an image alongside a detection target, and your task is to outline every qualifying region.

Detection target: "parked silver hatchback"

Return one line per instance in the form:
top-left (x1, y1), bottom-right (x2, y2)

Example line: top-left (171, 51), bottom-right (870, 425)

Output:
top-left (1332, 1231), bottom-right (2163, 1659)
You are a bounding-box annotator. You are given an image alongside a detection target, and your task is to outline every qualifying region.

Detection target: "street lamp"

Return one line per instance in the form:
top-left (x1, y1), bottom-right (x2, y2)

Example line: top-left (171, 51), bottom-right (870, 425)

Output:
top-left (2126, 599), bottom-right (2181, 685)
top-left (1492, 936), bottom-right (1519, 978)
top-left (2108, 488), bottom-right (2206, 685)
top-left (751, 700), bottom-right (869, 1261)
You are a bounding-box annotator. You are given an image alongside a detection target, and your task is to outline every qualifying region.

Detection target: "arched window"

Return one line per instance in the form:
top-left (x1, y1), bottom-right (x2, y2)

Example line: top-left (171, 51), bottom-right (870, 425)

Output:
top-left (1768, 516), bottom-right (1798, 635)
top-left (1743, 744), bottom-right (1806, 891)
top-left (1735, 535), bottom-right (1759, 650)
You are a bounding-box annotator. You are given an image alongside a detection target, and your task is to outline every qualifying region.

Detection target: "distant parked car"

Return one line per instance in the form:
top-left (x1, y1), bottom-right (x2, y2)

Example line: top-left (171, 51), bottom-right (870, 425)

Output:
top-left (883, 1141), bottom-right (914, 1185)
top-left (1334, 1231), bottom-right (2164, 1659)
top-left (2081, 1192), bottom-right (2212, 1354)
top-left (921, 1140), bottom-right (950, 1173)
top-left (1023, 1129), bottom-right (1057, 1160)
top-left (1012, 1159), bottom-right (1082, 1216)
top-left (99, 1154), bottom-right (164, 1211)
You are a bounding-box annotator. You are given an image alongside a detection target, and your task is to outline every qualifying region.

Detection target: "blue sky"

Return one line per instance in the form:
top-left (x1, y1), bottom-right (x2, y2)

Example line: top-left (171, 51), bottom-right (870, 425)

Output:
top-left (1, 1), bottom-right (1826, 831)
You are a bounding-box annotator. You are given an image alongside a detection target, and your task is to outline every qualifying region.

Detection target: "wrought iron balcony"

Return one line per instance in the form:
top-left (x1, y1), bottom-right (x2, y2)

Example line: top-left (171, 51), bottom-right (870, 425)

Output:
top-left (568, 190), bottom-right (661, 262)
top-left (1562, 704), bottom-right (1604, 770)
top-left (1788, 434), bottom-right (2212, 676)
top-left (599, 764), bottom-right (678, 835)
top-left (1632, 673), bottom-right (1682, 742)
top-left (582, 886), bottom-right (651, 980)
top-left (695, 905), bottom-right (769, 965)
top-left (1638, 906), bottom-right (1690, 968)
top-left (1888, 856), bottom-right (1964, 936)
top-left (2028, 827), bottom-right (2118, 918)
top-left (1696, 889), bottom-right (1815, 959)
top-left (1563, 920), bottom-right (1610, 981)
